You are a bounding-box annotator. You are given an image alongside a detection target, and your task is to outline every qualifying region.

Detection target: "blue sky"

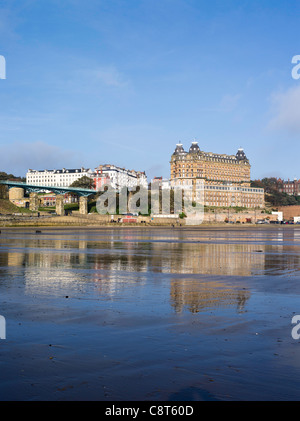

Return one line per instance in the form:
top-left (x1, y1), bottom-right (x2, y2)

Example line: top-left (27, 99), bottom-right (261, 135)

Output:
top-left (0, 0), bottom-right (300, 181)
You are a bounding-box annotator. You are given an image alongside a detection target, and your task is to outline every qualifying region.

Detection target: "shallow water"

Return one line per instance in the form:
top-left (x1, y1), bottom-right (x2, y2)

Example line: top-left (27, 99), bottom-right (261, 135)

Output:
top-left (0, 226), bottom-right (300, 401)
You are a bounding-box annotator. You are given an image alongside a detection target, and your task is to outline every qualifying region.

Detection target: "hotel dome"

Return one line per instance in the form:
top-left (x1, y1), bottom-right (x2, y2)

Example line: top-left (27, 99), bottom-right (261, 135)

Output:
top-left (189, 141), bottom-right (200, 153)
top-left (173, 143), bottom-right (186, 155)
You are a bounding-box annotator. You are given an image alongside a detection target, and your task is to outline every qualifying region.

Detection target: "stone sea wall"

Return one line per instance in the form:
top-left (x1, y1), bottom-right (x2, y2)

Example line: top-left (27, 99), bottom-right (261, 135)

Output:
top-left (0, 209), bottom-right (278, 227)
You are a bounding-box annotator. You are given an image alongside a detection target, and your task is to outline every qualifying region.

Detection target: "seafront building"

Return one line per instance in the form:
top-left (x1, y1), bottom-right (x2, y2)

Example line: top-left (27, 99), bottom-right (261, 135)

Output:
top-left (26, 167), bottom-right (95, 188)
top-left (26, 165), bottom-right (148, 191)
top-left (95, 164), bottom-right (148, 190)
top-left (170, 141), bottom-right (264, 208)
top-left (23, 143), bottom-right (264, 210)
top-left (278, 178), bottom-right (300, 196)
top-left (151, 176), bottom-right (171, 190)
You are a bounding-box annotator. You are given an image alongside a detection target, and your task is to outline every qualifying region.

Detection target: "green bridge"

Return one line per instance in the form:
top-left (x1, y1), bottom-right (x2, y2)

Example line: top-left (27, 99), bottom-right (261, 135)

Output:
top-left (0, 180), bottom-right (97, 215)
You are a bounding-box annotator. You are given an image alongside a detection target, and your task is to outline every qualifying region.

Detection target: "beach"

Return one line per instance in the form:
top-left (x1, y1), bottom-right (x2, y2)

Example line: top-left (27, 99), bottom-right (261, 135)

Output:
top-left (0, 225), bottom-right (299, 401)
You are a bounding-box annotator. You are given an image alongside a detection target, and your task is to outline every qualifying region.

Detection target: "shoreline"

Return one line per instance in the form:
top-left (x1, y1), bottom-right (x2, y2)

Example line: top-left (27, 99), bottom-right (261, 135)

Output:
top-left (0, 222), bottom-right (295, 231)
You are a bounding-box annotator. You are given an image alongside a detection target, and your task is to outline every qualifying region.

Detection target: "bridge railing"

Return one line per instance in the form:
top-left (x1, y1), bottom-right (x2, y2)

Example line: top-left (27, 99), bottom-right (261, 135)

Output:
top-left (0, 180), bottom-right (97, 197)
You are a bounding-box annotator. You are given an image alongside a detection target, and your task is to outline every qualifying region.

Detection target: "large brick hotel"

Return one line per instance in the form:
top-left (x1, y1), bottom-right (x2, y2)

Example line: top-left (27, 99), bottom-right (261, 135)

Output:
top-left (170, 141), bottom-right (264, 208)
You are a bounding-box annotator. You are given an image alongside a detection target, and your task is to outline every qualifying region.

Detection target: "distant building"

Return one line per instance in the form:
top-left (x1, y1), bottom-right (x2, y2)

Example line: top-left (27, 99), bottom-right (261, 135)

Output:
top-left (151, 176), bottom-right (163, 183)
top-left (151, 177), bottom-right (171, 190)
top-left (39, 193), bottom-right (77, 206)
top-left (96, 164), bottom-right (148, 190)
top-left (93, 170), bottom-right (111, 191)
top-left (170, 141), bottom-right (264, 208)
top-left (26, 168), bottom-right (94, 188)
top-left (278, 178), bottom-right (300, 196)
top-left (171, 142), bottom-right (251, 186)
top-left (40, 194), bottom-right (56, 207)
top-left (26, 165), bottom-right (148, 191)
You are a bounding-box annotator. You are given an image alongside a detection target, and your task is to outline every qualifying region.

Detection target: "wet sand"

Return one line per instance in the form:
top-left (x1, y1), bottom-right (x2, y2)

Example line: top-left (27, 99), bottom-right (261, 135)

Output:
top-left (0, 225), bottom-right (300, 401)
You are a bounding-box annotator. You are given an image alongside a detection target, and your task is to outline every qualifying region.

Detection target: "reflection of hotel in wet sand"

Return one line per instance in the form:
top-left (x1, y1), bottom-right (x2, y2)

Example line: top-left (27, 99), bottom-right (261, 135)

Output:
top-left (151, 242), bottom-right (266, 276)
top-left (5, 243), bottom-right (252, 315)
top-left (4, 237), bottom-right (266, 277)
top-left (2, 238), bottom-right (268, 315)
top-left (170, 278), bottom-right (250, 313)
top-left (150, 242), bottom-right (262, 313)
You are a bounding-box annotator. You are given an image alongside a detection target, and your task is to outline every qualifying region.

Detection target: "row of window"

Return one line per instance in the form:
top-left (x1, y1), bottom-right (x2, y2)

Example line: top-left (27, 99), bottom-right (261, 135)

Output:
top-left (173, 156), bottom-right (248, 164)
top-left (205, 186), bottom-right (263, 193)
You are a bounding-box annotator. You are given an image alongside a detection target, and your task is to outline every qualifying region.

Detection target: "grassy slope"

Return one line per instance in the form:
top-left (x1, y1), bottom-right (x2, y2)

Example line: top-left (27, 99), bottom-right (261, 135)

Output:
top-left (0, 199), bottom-right (32, 214)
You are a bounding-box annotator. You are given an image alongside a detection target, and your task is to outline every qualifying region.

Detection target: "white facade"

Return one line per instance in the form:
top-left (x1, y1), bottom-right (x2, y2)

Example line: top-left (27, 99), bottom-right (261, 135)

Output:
top-left (26, 165), bottom-right (148, 190)
top-left (96, 165), bottom-right (148, 190)
top-left (272, 211), bottom-right (283, 222)
top-left (26, 168), bottom-right (94, 187)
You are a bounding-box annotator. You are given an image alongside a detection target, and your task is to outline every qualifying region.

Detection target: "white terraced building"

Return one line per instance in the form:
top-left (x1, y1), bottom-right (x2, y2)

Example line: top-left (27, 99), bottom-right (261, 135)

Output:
top-left (26, 165), bottom-right (148, 190)
top-left (96, 164), bottom-right (148, 190)
top-left (26, 168), bottom-right (94, 187)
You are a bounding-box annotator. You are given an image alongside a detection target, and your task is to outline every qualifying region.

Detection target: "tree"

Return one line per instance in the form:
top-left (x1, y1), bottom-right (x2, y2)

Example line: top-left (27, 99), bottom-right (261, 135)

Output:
top-left (0, 171), bottom-right (25, 199)
top-left (70, 176), bottom-right (95, 190)
top-left (0, 171), bottom-right (25, 182)
top-left (0, 184), bottom-right (7, 199)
